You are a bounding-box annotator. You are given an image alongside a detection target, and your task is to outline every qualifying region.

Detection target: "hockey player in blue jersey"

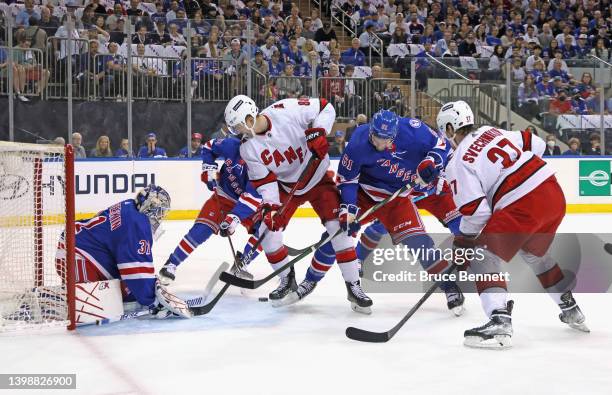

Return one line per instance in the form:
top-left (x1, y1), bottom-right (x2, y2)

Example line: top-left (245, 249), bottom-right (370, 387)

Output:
top-left (159, 136), bottom-right (263, 284)
top-left (55, 184), bottom-right (191, 319)
top-left (313, 109), bottom-right (464, 314)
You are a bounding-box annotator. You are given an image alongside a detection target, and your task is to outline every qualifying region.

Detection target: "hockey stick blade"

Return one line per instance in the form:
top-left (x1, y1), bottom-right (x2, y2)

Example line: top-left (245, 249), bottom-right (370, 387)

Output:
top-left (605, 243), bottom-right (612, 255)
top-left (345, 281), bottom-right (439, 343)
top-left (190, 282), bottom-right (231, 316)
top-left (202, 262), bottom-right (230, 300)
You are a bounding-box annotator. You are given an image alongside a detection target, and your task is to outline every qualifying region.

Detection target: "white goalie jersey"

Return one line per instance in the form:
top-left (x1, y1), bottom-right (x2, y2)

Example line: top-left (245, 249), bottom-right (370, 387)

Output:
top-left (445, 127), bottom-right (554, 235)
top-left (239, 98), bottom-right (335, 204)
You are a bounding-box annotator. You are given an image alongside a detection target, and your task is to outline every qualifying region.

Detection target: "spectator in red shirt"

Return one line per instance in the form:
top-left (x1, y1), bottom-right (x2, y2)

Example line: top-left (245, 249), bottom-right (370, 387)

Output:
top-left (549, 89), bottom-right (574, 115)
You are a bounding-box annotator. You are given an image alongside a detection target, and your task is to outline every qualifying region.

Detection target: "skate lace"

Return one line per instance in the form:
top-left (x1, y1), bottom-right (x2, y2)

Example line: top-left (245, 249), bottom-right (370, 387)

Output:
top-left (350, 282), bottom-right (368, 299)
top-left (301, 281), bottom-right (316, 293)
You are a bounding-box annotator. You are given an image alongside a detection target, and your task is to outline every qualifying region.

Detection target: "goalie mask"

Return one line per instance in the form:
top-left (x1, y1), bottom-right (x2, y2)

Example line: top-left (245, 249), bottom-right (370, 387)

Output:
top-left (135, 184), bottom-right (171, 234)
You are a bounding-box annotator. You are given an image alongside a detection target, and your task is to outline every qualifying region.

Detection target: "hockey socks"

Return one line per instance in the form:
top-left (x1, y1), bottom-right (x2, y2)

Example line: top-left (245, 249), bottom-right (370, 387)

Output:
top-left (169, 223), bottom-right (215, 266)
top-left (305, 238), bottom-right (336, 282)
top-left (356, 220), bottom-right (387, 261)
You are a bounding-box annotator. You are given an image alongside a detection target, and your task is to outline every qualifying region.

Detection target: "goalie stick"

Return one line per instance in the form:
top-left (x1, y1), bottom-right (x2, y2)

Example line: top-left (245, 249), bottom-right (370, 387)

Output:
top-left (220, 182), bottom-right (415, 289)
top-left (81, 262), bottom-right (230, 326)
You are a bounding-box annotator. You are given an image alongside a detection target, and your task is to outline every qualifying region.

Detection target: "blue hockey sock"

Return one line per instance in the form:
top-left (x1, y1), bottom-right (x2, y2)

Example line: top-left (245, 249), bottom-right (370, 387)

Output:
top-left (401, 234), bottom-right (455, 293)
top-left (240, 235), bottom-right (263, 266)
top-left (305, 236), bottom-right (336, 282)
top-left (446, 216), bottom-right (462, 236)
top-left (356, 220), bottom-right (387, 261)
top-left (169, 223), bottom-right (214, 266)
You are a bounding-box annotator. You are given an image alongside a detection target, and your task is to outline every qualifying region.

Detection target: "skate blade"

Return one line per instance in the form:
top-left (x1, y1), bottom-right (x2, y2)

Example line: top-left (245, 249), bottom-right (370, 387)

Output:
top-left (568, 322), bottom-right (590, 333)
top-left (451, 305), bottom-right (465, 317)
top-left (464, 335), bottom-right (512, 350)
top-left (351, 303), bottom-right (372, 315)
top-left (270, 292), bottom-right (300, 307)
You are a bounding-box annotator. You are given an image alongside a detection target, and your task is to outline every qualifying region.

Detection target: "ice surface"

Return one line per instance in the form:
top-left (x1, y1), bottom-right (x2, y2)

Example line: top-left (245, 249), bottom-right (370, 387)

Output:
top-left (1, 215), bottom-right (611, 395)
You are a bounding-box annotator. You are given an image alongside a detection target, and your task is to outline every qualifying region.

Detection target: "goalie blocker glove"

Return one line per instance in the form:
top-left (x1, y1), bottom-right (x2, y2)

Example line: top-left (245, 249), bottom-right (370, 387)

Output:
top-left (305, 127), bottom-right (329, 159)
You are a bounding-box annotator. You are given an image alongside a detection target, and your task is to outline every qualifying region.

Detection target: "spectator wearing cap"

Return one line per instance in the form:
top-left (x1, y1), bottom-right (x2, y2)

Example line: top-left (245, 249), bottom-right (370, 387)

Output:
top-left (251, 50), bottom-right (269, 76)
top-left (359, 21), bottom-right (377, 50)
top-left (571, 89), bottom-right (590, 115)
top-left (341, 38), bottom-right (365, 66)
top-left (115, 138), bottom-right (134, 158)
top-left (72, 132), bottom-right (87, 159)
top-left (543, 134), bottom-right (561, 156)
top-left (314, 21), bottom-right (337, 43)
top-left (268, 50), bottom-right (285, 77)
top-left (328, 130), bottom-right (346, 157)
top-left (178, 133), bottom-right (203, 157)
top-left (575, 35), bottom-right (591, 58)
top-left (138, 133), bottom-right (167, 158)
top-left (90, 136), bottom-right (113, 158)
top-left (525, 45), bottom-right (544, 72)
top-left (562, 138), bottom-right (581, 156)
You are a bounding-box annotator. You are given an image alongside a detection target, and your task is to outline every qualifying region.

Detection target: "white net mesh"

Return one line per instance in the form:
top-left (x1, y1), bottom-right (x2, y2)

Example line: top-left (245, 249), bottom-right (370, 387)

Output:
top-left (0, 142), bottom-right (71, 332)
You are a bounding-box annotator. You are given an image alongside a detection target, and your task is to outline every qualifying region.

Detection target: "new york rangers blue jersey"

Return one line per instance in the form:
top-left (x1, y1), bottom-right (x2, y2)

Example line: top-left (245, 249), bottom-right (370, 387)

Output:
top-left (67, 200), bottom-right (157, 307)
top-left (201, 137), bottom-right (261, 220)
top-left (337, 118), bottom-right (448, 204)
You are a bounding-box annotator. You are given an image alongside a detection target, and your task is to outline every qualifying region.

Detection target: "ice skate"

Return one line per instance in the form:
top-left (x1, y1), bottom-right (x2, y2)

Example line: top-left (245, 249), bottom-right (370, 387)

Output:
top-left (277, 279), bottom-right (317, 306)
top-left (346, 280), bottom-right (373, 315)
top-left (445, 283), bottom-right (465, 316)
top-left (158, 261), bottom-right (177, 285)
top-left (558, 291), bottom-right (590, 333)
top-left (464, 301), bottom-right (514, 350)
top-left (269, 267), bottom-right (297, 306)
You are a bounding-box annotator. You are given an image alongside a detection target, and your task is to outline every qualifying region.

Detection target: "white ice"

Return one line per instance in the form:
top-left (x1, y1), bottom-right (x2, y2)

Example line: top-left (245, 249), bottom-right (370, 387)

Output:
top-left (1, 214), bottom-right (612, 395)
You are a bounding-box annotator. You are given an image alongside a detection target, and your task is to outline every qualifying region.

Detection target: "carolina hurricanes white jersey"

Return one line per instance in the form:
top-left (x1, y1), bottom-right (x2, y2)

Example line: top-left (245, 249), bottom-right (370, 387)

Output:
top-left (239, 98), bottom-right (335, 203)
top-left (445, 127), bottom-right (554, 235)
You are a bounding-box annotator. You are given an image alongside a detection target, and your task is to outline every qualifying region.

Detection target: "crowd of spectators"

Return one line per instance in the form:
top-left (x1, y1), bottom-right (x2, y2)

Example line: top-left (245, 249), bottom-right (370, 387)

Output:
top-left (1, 0), bottom-right (611, 155)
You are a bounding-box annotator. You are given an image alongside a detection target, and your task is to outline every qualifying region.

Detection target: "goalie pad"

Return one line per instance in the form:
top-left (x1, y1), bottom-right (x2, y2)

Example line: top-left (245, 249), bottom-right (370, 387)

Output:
top-left (75, 279), bottom-right (125, 326)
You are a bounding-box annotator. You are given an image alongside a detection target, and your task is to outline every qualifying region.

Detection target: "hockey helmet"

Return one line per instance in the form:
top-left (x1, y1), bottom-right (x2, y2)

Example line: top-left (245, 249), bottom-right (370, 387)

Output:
top-left (370, 110), bottom-right (399, 140)
top-left (436, 101), bottom-right (474, 137)
top-left (135, 184), bottom-right (171, 231)
top-left (224, 95), bottom-right (259, 136)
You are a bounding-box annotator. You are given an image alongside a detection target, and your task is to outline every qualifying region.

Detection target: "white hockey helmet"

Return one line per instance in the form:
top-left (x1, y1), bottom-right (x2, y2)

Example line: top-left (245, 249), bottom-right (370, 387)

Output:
top-left (224, 95), bottom-right (259, 136)
top-left (436, 100), bottom-right (474, 137)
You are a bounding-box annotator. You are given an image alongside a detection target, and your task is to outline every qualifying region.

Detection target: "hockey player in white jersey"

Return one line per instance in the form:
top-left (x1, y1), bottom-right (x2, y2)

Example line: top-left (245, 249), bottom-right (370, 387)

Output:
top-left (439, 101), bottom-right (589, 349)
top-left (224, 95), bottom-right (372, 313)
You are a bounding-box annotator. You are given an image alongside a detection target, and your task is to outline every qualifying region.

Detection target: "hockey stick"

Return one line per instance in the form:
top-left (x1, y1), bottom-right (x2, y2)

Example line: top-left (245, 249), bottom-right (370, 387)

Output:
top-left (213, 183), bottom-right (241, 269)
top-left (80, 262), bottom-right (230, 326)
top-left (283, 194), bottom-right (431, 256)
top-left (220, 182), bottom-right (415, 289)
top-left (345, 281), bottom-right (439, 342)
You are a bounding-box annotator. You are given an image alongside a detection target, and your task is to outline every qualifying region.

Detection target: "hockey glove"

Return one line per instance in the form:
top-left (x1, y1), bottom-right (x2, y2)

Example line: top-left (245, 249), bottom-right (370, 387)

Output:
top-left (416, 157), bottom-right (440, 186)
top-left (339, 203), bottom-right (361, 236)
top-left (201, 163), bottom-right (218, 191)
top-left (152, 279), bottom-right (192, 319)
top-left (262, 202), bottom-right (286, 232)
top-left (219, 214), bottom-right (241, 237)
top-left (305, 127), bottom-right (329, 159)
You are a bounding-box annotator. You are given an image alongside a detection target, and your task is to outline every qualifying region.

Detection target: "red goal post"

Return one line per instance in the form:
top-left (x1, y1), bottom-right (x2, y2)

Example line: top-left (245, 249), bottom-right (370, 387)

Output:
top-left (0, 141), bottom-right (75, 332)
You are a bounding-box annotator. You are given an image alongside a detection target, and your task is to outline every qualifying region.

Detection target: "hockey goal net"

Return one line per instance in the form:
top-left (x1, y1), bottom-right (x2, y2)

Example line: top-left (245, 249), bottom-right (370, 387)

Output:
top-left (0, 141), bottom-right (75, 332)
